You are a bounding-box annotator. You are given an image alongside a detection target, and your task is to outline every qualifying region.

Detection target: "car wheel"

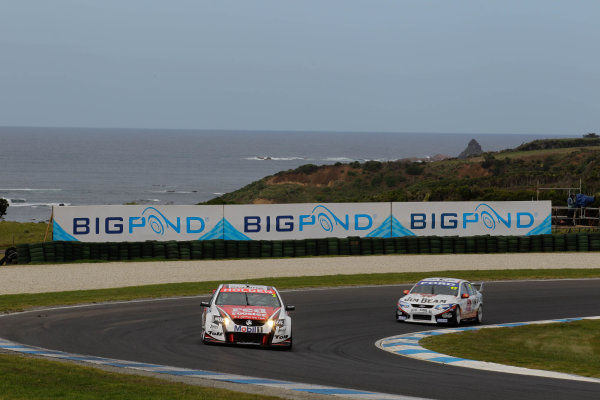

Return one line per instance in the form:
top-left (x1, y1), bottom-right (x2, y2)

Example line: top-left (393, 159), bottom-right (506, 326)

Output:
top-left (451, 307), bottom-right (461, 327)
top-left (201, 322), bottom-right (209, 344)
top-left (475, 306), bottom-right (483, 324)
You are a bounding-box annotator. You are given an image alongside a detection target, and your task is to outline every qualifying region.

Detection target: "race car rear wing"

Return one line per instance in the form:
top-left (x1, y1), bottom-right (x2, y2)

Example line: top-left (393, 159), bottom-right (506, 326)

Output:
top-left (473, 282), bottom-right (484, 292)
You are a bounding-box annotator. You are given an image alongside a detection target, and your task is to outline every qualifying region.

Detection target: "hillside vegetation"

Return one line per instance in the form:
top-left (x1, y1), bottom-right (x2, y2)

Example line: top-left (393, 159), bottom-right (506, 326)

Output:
top-left (204, 137), bottom-right (600, 206)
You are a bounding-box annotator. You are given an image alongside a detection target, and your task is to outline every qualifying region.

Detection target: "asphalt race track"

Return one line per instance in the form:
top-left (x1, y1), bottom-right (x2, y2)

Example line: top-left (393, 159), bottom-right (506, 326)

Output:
top-left (1, 280), bottom-right (599, 400)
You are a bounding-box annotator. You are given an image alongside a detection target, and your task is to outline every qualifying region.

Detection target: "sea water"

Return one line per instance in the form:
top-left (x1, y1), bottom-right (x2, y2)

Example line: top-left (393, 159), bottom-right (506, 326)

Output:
top-left (0, 127), bottom-right (574, 222)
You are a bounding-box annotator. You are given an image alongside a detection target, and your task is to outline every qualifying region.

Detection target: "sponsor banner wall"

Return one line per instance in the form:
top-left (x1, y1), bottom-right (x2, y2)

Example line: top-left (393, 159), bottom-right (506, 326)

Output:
top-left (224, 203), bottom-right (391, 240)
top-left (391, 201), bottom-right (552, 237)
top-left (53, 201), bottom-right (551, 242)
top-left (52, 205), bottom-right (223, 242)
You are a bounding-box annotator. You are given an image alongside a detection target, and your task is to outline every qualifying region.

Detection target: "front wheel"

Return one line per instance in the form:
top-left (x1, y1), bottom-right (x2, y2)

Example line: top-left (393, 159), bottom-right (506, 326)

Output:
top-left (201, 321), bottom-right (209, 344)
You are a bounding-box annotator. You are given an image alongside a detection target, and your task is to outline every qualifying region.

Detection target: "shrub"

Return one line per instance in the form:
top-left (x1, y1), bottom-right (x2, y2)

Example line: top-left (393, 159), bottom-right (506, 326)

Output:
top-left (296, 164), bottom-right (319, 174)
top-left (406, 163), bottom-right (424, 175)
top-left (0, 198), bottom-right (8, 219)
top-left (363, 160), bottom-right (383, 172)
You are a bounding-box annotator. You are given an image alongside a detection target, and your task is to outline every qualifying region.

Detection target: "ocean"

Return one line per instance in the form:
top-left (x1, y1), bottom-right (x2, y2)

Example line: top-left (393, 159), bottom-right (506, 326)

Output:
top-left (0, 127), bottom-right (575, 222)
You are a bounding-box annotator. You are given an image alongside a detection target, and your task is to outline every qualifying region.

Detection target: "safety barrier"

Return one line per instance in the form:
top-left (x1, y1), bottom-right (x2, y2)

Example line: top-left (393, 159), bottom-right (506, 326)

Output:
top-left (12, 232), bottom-right (600, 264)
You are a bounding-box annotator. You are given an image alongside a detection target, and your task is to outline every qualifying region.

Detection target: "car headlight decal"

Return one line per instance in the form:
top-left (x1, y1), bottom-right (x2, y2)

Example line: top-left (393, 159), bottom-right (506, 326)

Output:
top-left (398, 301), bottom-right (410, 310)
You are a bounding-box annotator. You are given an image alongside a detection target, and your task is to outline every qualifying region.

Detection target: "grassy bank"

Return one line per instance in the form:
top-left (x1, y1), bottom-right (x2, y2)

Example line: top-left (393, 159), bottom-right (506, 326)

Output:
top-left (0, 221), bottom-right (49, 249)
top-left (0, 352), bottom-right (282, 400)
top-left (2, 268), bottom-right (600, 313)
top-left (421, 319), bottom-right (600, 378)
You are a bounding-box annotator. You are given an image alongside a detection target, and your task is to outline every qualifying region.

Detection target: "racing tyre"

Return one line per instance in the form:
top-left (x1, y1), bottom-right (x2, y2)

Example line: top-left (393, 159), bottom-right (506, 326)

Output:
top-left (281, 331), bottom-right (293, 351)
top-left (451, 307), bottom-right (461, 327)
top-left (475, 306), bottom-right (483, 324)
top-left (201, 325), bottom-right (209, 345)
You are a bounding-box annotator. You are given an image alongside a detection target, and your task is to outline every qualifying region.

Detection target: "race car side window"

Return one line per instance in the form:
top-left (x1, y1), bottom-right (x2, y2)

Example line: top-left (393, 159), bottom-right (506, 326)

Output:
top-left (466, 283), bottom-right (476, 296)
top-left (460, 283), bottom-right (469, 296)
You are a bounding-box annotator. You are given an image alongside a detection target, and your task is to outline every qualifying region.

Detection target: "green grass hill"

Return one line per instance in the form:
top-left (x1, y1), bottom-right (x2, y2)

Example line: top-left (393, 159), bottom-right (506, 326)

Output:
top-left (203, 136), bottom-right (600, 206)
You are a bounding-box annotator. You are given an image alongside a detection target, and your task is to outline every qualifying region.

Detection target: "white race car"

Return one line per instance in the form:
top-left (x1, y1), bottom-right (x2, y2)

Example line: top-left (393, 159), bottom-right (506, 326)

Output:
top-left (396, 277), bottom-right (483, 325)
top-left (201, 283), bottom-right (294, 349)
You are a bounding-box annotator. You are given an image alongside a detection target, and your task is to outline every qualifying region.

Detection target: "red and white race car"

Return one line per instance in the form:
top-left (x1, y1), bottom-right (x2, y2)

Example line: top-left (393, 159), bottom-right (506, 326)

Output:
top-left (396, 277), bottom-right (484, 326)
top-left (201, 283), bottom-right (294, 349)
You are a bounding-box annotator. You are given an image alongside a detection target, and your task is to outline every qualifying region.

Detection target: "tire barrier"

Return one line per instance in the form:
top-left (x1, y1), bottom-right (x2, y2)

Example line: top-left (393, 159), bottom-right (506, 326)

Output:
top-left (9, 232), bottom-right (600, 264)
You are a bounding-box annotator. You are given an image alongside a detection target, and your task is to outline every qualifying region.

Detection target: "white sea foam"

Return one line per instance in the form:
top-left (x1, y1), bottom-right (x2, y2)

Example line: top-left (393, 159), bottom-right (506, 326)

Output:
top-left (0, 188), bottom-right (61, 192)
top-left (245, 156), bottom-right (307, 161)
top-left (9, 202), bottom-right (71, 208)
top-left (151, 190), bottom-right (196, 194)
top-left (323, 157), bottom-right (355, 162)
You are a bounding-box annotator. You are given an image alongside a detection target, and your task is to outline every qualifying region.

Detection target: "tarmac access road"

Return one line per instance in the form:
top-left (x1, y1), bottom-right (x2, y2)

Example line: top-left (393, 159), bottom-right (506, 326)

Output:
top-left (0, 252), bottom-right (598, 295)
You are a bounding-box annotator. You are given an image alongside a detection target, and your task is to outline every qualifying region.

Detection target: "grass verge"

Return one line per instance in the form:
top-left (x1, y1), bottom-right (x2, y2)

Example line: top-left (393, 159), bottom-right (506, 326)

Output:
top-left (0, 221), bottom-right (50, 249)
top-left (420, 319), bottom-right (600, 378)
top-left (1, 268), bottom-right (599, 313)
top-left (0, 352), bottom-right (282, 400)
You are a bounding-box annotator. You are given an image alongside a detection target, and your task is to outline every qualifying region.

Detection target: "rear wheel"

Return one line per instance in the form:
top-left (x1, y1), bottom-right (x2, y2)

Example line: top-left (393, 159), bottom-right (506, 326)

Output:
top-left (451, 307), bottom-right (461, 326)
top-left (475, 306), bottom-right (483, 324)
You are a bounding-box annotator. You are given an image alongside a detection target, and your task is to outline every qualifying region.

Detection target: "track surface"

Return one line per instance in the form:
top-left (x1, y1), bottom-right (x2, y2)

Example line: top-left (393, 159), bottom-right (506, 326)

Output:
top-left (1, 280), bottom-right (599, 400)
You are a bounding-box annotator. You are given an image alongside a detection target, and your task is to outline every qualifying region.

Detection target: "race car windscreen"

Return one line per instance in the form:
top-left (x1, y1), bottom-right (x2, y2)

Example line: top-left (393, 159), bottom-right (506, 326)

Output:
top-left (216, 292), bottom-right (281, 307)
top-left (410, 282), bottom-right (459, 296)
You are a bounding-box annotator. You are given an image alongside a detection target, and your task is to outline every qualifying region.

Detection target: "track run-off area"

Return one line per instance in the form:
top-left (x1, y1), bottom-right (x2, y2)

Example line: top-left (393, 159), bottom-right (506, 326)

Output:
top-left (1, 279), bottom-right (599, 400)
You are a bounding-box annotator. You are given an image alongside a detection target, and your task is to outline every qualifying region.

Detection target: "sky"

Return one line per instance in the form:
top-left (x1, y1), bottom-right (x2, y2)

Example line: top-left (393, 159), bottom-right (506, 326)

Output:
top-left (0, 0), bottom-right (598, 135)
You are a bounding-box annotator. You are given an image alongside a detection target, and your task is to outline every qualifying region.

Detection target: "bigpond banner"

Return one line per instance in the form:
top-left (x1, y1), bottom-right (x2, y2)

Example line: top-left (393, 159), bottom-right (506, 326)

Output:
top-left (52, 201), bottom-right (551, 242)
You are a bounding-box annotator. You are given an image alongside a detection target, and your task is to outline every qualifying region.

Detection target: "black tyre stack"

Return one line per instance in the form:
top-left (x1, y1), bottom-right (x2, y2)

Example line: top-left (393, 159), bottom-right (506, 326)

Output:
top-left (394, 237), bottom-right (408, 254)
top-left (236, 241), bottom-right (248, 258)
top-left (179, 241), bottom-right (192, 260)
top-left (16, 244), bottom-right (31, 264)
top-left (327, 237), bottom-right (339, 255)
top-left (348, 236), bottom-right (361, 255)
top-left (294, 240), bottom-right (306, 257)
top-left (271, 240), bottom-right (283, 258)
top-left (282, 240), bottom-right (294, 257)
top-left (12, 231), bottom-right (600, 264)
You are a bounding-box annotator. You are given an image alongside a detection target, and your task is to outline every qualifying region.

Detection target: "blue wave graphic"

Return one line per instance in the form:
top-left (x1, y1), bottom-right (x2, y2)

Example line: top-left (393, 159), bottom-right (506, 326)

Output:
top-left (474, 203), bottom-right (513, 231)
top-left (526, 214), bottom-right (552, 236)
top-left (141, 207), bottom-right (170, 235)
top-left (311, 205), bottom-right (352, 232)
top-left (198, 218), bottom-right (251, 240)
top-left (223, 219), bottom-right (251, 240)
top-left (366, 216), bottom-right (392, 238)
top-left (52, 222), bottom-right (79, 241)
top-left (391, 216), bottom-right (416, 237)
top-left (366, 216), bottom-right (417, 238)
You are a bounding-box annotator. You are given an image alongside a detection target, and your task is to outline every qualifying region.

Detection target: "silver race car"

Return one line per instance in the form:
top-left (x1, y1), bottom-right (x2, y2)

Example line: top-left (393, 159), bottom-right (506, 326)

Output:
top-left (396, 277), bottom-right (483, 325)
top-left (201, 283), bottom-right (294, 349)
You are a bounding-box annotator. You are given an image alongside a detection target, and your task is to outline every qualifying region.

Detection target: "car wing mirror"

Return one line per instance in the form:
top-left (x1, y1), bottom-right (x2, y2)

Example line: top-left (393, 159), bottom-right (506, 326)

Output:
top-left (403, 289), bottom-right (410, 295)
top-left (285, 305), bottom-right (296, 312)
top-left (461, 293), bottom-right (470, 299)
top-left (201, 301), bottom-right (210, 307)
